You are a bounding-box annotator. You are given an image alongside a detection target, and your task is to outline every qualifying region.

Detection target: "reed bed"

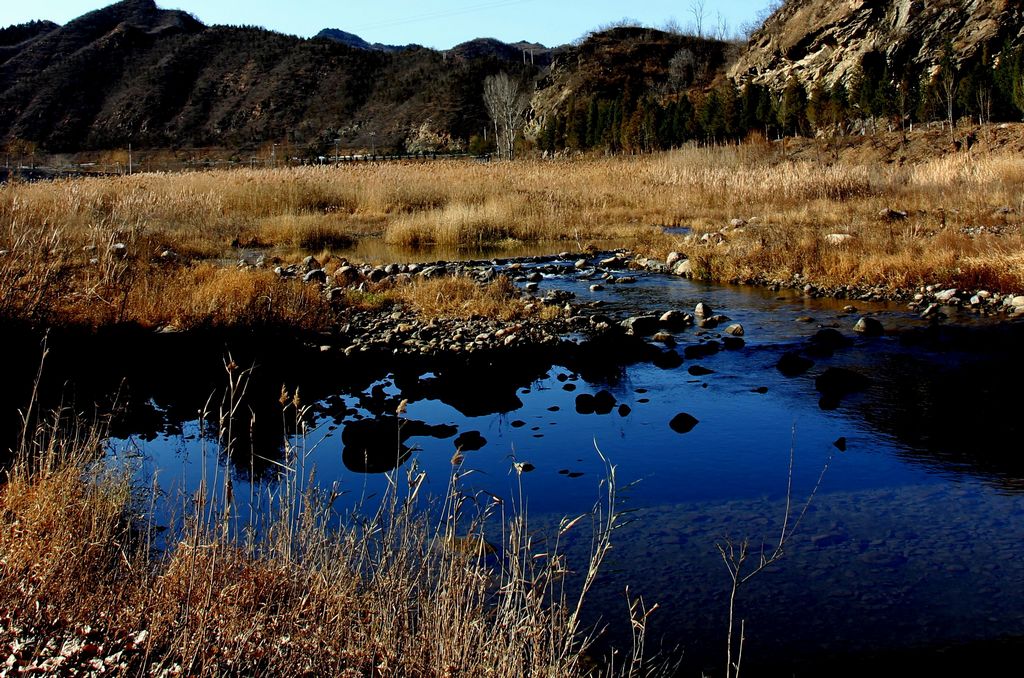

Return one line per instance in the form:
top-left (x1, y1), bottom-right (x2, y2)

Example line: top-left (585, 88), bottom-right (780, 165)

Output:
top-left (0, 368), bottom-right (652, 676)
top-left (2, 140), bottom-right (1023, 329)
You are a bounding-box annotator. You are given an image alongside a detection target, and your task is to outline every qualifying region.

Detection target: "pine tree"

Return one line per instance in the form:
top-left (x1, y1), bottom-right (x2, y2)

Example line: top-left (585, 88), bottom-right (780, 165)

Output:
top-left (778, 77), bottom-right (808, 137)
top-left (698, 88), bottom-right (723, 142)
top-left (567, 98), bottom-right (588, 150)
top-left (992, 41), bottom-right (1021, 119)
top-left (754, 85), bottom-right (776, 137)
top-left (828, 81), bottom-right (850, 127)
top-left (674, 95), bottom-right (694, 144)
top-left (807, 83), bottom-right (830, 132)
top-left (719, 81), bottom-right (741, 140)
top-left (586, 98), bottom-right (601, 149)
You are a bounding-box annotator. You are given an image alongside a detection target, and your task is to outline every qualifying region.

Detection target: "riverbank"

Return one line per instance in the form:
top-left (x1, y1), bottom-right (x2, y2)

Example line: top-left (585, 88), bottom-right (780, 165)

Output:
top-left (0, 411), bottom-right (637, 676)
top-left (3, 124), bottom-right (1024, 335)
top-left (5, 246), bottom-right (1024, 675)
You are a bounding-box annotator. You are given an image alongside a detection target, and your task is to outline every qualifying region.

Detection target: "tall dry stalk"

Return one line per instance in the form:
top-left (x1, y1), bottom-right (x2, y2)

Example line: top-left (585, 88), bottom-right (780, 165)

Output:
top-left (0, 358), bottom-right (660, 675)
top-left (716, 427), bottom-right (835, 678)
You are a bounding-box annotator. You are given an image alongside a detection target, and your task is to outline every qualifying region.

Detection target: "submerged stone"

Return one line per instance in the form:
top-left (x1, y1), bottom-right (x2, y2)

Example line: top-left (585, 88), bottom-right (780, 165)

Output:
top-left (454, 430), bottom-right (487, 451)
top-left (669, 412), bottom-right (699, 434)
top-left (777, 352), bottom-right (813, 377)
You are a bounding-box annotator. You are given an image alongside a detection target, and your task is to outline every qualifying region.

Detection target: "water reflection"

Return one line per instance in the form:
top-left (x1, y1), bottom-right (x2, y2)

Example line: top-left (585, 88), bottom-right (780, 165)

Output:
top-left (5, 268), bottom-right (1024, 673)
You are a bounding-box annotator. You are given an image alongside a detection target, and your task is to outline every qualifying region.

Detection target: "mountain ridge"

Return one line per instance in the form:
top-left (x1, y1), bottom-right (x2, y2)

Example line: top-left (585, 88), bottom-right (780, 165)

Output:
top-left (4, 0), bottom-right (1024, 154)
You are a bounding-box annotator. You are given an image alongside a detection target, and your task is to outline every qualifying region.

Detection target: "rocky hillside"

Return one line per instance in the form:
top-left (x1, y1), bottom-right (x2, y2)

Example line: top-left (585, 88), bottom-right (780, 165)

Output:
top-left (0, 0), bottom-right (545, 152)
top-left (533, 27), bottom-right (728, 118)
top-left (730, 0), bottom-right (1024, 89)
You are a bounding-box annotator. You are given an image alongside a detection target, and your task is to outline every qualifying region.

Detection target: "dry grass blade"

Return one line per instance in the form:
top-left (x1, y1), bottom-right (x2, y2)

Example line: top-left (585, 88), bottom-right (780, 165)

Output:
top-left (0, 363), bottom-right (665, 676)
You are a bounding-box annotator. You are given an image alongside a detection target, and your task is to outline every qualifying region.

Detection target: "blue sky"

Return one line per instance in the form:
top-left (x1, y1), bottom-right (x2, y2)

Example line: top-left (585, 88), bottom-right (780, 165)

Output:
top-left (4, 1), bottom-right (773, 48)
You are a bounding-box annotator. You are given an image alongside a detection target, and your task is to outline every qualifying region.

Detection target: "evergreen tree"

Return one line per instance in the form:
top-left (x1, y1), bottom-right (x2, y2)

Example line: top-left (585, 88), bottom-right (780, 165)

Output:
top-left (993, 42), bottom-right (1024, 119)
top-left (740, 83), bottom-right (761, 134)
top-left (917, 70), bottom-right (942, 122)
top-left (828, 81), bottom-right (850, 130)
top-left (718, 81), bottom-right (741, 140)
top-left (959, 51), bottom-right (994, 124)
top-left (807, 83), bottom-right (830, 132)
top-left (677, 95), bottom-right (695, 143)
top-left (586, 98), bottom-right (601, 149)
top-left (608, 100), bottom-right (623, 152)
top-left (697, 88), bottom-right (723, 142)
top-left (778, 77), bottom-right (809, 136)
top-left (567, 98), bottom-right (588, 150)
top-left (658, 101), bottom-right (677, 148)
top-left (539, 115), bottom-right (557, 154)
top-left (992, 41), bottom-right (1020, 119)
top-left (555, 114), bottom-right (568, 150)
top-left (754, 85), bottom-right (776, 136)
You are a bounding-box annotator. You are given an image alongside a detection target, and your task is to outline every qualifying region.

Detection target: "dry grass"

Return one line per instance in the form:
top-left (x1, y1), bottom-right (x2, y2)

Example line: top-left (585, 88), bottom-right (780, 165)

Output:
top-left (0, 370), bottom-right (646, 676)
top-left (3, 130), bottom-right (1024, 330)
top-left (645, 144), bottom-right (1024, 291)
top-left (394, 275), bottom-right (551, 322)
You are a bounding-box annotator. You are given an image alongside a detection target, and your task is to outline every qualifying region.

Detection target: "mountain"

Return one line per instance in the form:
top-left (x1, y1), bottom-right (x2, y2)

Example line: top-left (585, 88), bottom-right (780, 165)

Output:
top-left (449, 38), bottom-right (557, 67)
top-left (532, 26), bottom-right (730, 121)
top-left (11, 0), bottom-right (1023, 155)
top-left (314, 28), bottom-right (409, 53)
top-left (730, 0), bottom-right (1024, 90)
top-left (0, 0), bottom-right (540, 152)
top-left (0, 20), bottom-right (60, 49)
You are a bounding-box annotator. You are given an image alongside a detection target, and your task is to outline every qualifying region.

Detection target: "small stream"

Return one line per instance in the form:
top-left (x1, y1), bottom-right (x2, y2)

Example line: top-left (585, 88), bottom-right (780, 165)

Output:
top-left (7, 249), bottom-right (1024, 675)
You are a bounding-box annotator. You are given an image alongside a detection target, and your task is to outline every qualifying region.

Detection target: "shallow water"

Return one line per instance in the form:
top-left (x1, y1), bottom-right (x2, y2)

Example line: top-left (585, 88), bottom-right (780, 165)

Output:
top-left (10, 254), bottom-right (1024, 675)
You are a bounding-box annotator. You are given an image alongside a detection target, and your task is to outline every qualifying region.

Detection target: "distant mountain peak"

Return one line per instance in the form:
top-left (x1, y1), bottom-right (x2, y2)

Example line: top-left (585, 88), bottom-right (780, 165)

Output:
top-left (315, 28), bottom-right (408, 53)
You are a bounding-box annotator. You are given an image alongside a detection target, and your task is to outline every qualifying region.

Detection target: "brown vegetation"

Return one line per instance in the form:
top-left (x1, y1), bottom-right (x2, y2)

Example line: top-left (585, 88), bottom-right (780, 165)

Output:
top-left (0, 378), bottom-right (639, 676)
top-left (395, 275), bottom-right (550, 321)
top-left (2, 126), bottom-right (1023, 331)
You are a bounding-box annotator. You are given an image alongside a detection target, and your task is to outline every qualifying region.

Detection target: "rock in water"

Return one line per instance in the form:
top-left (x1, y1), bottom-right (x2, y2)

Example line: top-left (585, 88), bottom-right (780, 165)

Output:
top-left (694, 302), bottom-right (713, 318)
top-left (816, 368), bottom-right (869, 397)
top-left (722, 336), bottom-right (745, 350)
top-left (621, 315), bottom-right (660, 336)
top-left (593, 390), bottom-right (616, 415)
top-left (669, 413), bottom-right (699, 434)
top-left (853, 316), bottom-right (884, 336)
top-left (575, 393), bottom-right (597, 414)
top-left (777, 352), bottom-right (813, 377)
top-left (660, 310), bottom-right (692, 330)
top-left (454, 431), bottom-right (487, 451)
top-left (653, 350), bottom-right (684, 369)
top-left (673, 260), bottom-right (693, 277)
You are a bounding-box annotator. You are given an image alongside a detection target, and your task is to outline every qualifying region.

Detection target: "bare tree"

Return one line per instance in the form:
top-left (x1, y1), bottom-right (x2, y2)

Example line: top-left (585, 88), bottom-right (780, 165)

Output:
top-left (976, 84), bottom-right (993, 125)
top-left (714, 11), bottom-right (730, 42)
top-left (941, 70), bottom-right (958, 141)
top-left (689, 0), bottom-right (707, 38)
top-left (483, 72), bottom-right (531, 160)
top-left (939, 57), bottom-right (959, 142)
top-left (668, 48), bottom-right (697, 91)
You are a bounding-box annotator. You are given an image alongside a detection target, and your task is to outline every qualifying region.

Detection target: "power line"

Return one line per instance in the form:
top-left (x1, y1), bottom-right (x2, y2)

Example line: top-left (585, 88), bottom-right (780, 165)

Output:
top-left (352, 0), bottom-right (539, 32)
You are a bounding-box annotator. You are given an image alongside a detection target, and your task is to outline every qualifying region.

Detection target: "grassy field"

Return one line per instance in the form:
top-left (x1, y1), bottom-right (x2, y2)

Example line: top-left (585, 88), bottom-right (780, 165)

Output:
top-left (2, 124), bottom-right (1023, 329)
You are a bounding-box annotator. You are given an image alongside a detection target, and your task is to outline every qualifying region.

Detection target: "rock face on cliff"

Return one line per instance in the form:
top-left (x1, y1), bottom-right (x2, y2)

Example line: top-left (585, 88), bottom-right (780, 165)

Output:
top-left (730, 0), bottom-right (1024, 88)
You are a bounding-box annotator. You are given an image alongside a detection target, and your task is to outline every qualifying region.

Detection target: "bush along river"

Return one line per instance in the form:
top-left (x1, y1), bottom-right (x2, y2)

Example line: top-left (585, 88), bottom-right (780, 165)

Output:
top-left (5, 250), bottom-right (1024, 676)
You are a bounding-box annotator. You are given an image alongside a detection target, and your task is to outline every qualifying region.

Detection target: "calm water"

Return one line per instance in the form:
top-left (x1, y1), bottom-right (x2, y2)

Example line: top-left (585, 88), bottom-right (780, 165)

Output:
top-left (9, 252), bottom-right (1024, 675)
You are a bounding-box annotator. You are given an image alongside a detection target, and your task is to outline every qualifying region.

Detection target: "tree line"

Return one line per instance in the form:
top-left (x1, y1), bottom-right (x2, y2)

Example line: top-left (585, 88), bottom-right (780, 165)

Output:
top-left (533, 42), bottom-right (1024, 155)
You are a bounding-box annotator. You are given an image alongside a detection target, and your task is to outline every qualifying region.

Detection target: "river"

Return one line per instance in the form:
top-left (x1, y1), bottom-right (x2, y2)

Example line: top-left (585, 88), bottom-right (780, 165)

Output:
top-left (7, 249), bottom-right (1024, 676)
